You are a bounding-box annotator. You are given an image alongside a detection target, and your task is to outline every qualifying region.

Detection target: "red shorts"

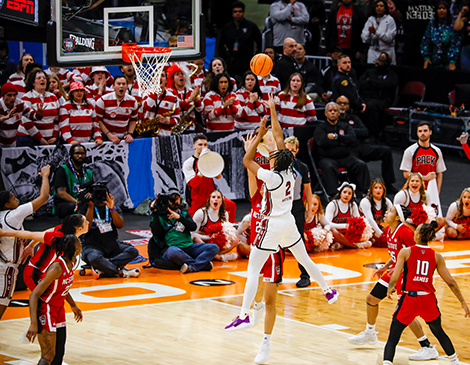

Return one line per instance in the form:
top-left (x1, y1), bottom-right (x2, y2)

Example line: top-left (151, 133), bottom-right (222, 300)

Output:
top-left (378, 269), bottom-right (403, 296)
top-left (37, 301), bottom-right (66, 333)
top-left (394, 292), bottom-right (440, 325)
top-left (260, 250), bottom-right (285, 283)
top-left (23, 264), bottom-right (43, 292)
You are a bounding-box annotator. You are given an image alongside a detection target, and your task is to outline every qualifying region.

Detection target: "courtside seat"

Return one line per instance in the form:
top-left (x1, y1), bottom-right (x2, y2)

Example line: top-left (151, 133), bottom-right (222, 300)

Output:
top-left (384, 81), bottom-right (426, 116)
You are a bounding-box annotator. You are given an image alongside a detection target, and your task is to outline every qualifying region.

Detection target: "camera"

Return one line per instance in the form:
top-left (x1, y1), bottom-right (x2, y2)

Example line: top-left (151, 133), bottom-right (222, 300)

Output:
top-left (77, 181), bottom-right (109, 205)
top-left (150, 192), bottom-right (179, 216)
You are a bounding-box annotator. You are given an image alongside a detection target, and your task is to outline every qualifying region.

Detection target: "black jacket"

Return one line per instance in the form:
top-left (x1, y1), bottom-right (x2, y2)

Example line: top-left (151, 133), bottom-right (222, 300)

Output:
top-left (217, 18), bottom-right (262, 63)
top-left (359, 67), bottom-right (398, 106)
top-left (296, 59), bottom-right (324, 94)
top-left (273, 54), bottom-right (301, 89)
top-left (313, 119), bottom-right (357, 159)
top-left (331, 71), bottom-right (364, 112)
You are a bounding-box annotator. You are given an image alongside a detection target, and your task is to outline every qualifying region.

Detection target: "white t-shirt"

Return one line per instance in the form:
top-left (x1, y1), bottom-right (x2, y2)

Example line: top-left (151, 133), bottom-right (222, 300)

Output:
top-left (257, 168), bottom-right (295, 217)
top-left (399, 143), bottom-right (447, 173)
top-left (0, 202), bottom-right (33, 264)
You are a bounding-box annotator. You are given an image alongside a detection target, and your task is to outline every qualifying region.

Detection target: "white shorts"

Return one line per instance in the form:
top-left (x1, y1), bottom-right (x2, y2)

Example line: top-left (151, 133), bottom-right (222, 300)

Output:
top-left (253, 214), bottom-right (302, 252)
top-left (0, 263), bottom-right (19, 306)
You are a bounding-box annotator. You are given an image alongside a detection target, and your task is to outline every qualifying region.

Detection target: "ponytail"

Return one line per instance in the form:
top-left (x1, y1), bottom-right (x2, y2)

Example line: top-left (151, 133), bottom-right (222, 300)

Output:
top-left (51, 234), bottom-right (80, 261)
top-left (60, 214), bottom-right (85, 235)
top-left (418, 221), bottom-right (438, 243)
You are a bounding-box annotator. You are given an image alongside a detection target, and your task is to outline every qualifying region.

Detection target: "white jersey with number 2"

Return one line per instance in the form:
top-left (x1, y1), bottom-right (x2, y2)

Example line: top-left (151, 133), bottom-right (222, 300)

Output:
top-left (258, 168), bottom-right (295, 218)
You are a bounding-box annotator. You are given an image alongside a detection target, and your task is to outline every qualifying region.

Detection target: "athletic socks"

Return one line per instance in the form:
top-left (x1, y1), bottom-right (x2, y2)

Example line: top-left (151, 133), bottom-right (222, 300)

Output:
top-left (366, 323), bottom-right (376, 333)
top-left (262, 333), bottom-right (271, 345)
top-left (417, 335), bottom-right (431, 348)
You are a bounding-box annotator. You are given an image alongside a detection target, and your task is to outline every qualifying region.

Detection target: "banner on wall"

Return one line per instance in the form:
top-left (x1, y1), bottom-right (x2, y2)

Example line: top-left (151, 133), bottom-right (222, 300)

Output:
top-left (0, 131), bottom-right (290, 215)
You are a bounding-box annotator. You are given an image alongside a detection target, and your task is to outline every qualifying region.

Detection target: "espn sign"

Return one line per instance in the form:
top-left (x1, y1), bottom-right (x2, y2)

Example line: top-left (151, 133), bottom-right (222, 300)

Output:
top-left (0, 0), bottom-right (39, 25)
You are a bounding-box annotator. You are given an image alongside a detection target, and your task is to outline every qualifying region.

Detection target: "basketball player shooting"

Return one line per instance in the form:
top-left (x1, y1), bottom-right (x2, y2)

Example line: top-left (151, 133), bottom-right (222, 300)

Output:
top-left (225, 95), bottom-right (339, 332)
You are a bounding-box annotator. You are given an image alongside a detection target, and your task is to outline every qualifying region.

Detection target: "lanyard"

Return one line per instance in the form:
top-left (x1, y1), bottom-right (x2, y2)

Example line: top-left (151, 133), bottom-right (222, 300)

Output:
top-left (69, 162), bottom-right (86, 185)
top-left (94, 206), bottom-right (110, 224)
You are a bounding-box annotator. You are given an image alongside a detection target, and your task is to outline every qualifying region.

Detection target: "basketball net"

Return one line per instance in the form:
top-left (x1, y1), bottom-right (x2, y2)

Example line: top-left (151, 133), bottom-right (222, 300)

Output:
top-left (122, 44), bottom-right (172, 98)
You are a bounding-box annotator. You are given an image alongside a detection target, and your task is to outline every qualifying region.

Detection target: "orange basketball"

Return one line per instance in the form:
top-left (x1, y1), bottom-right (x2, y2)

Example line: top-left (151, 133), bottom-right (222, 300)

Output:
top-left (250, 53), bottom-right (273, 77)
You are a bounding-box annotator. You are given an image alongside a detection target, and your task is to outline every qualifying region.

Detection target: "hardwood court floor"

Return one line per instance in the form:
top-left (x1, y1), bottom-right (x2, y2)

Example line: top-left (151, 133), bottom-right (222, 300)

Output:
top-left (1, 238), bottom-right (469, 365)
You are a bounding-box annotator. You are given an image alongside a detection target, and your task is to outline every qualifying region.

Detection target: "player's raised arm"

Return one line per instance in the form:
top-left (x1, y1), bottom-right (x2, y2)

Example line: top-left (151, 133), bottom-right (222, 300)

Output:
top-left (243, 119), bottom-right (268, 176)
top-left (267, 94), bottom-right (285, 150)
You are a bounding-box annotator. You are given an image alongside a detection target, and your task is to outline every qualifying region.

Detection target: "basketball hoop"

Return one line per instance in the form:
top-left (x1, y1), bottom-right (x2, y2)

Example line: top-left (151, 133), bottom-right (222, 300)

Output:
top-left (122, 43), bottom-right (172, 98)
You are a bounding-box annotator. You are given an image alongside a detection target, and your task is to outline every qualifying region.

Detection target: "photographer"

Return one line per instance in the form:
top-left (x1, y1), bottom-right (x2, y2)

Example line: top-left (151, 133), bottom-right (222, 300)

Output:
top-left (149, 188), bottom-right (218, 273)
top-left (81, 184), bottom-right (140, 279)
top-left (54, 144), bottom-right (93, 218)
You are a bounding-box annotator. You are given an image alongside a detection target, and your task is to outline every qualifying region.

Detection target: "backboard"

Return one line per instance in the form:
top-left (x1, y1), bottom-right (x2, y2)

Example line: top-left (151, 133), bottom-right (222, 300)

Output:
top-left (47, 0), bottom-right (204, 67)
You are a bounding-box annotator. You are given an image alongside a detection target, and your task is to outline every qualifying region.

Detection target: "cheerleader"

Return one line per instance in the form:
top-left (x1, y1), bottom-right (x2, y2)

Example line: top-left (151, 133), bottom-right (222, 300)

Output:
top-left (59, 81), bottom-right (102, 145)
top-left (192, 190), bottom-right (239, 262)
top-left (274, 72), bottom-right (316, 127)
top-left (16, 68), bottom-right (60, 147)
top-left (393, 173), bottom-right (445, 229)
top-left (304, 194), bottom-right (332, 253)
top-left (26, 235), bottom-right (83, 365)
top-left (325, 182), bottom-right (372, 249)
top-left (446, 187), bottom-right (470, 239)
top-left (203, 73), bottom-right (242, 131)
top-left (235, 71), bottom-right (266, 130)
top-left (360, 178), bottom-right (393, 244)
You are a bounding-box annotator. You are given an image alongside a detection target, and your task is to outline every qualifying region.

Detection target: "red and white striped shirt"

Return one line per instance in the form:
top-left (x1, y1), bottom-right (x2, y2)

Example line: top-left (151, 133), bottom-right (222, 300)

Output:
top-left (12, 80), bottom-right (26, 100)
top-left (257, 75), bottom-right (281, 101)
top-left (85, 84), bottom-right (113, 101)
top-left (127, 79), bottom-right (142, 104)
top-left (59, 99), bottom-right (102, 143)
top-left (191, 69), bottom-right (206, 89)
top-left (175, 87), bottom-right (203, 127)
top-left (142, 88), bottom-right (180, 136)
top-left (44, 68), bottom-right (73, 85)
top-left (17, 90), bottom-right (60, 141)
top-left (275, 92), bottom-right (316, 127)
top-left (0, 98), bottom-right (33, 147)
top-left (203, 91), bottom-right (242, 131)
top-left (95, 92), bottom-right (139, 138)
top-left (7, 72), bottom-right (24, 83)
top-left (235, 87), bottom-right (266, 130)
top-left (72, 67), bottom-right (114, 86)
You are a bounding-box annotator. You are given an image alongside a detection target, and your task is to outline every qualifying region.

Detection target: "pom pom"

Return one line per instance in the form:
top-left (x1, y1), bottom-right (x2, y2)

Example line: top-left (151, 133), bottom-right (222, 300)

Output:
top-left (305, 226), bottom-right (333, 252)
top-left (410, 206), bottom-right (428, 226)
top-left (361, 219), bottom-right (374, 242)
top-left (373, 231), bottom-right (388, 248)
top-left (422, 204), bottom-right (436, 223)
top-left (345, 216), bottom-right (366, 243)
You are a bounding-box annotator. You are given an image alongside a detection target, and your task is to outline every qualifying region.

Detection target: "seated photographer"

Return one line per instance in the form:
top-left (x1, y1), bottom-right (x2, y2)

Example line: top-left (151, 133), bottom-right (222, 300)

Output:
top-left (54, 144), bottom-right (93, 218)
top-left (81, 185), bottom-right (140, 279)
top-left (149, 188), bottom-right (218, 273)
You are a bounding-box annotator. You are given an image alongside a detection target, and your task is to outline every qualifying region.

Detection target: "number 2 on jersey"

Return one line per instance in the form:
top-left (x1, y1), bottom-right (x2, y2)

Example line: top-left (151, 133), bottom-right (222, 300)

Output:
top-left (285, 181), bottom-right (291, 197)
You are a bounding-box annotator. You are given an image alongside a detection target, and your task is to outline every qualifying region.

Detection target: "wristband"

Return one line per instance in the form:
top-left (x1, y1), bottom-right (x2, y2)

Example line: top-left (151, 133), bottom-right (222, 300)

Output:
top-left (110, 207), bottom-right (117, 212)
top-left (106, 131), bottom-right (111, 136)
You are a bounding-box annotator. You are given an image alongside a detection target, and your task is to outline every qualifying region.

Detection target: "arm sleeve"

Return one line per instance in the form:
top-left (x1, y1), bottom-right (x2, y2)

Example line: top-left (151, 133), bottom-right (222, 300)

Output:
top-left (149, 213), bottom-right (166, 241)
top-left (361, 17), bottom-right (373, 43)
top-left (6, 202), bottom-right (34, 228)
top-left (291, 3), bottom-right (309, 25)
top-left (178, 212), bottom-right (197, 231)
top-left (182, 158), bottom-right (196, 183)
top-left (319, 214), bottom-right (331, 230)
top-left (435, 147), bottom-right (447, 173)
top-left (271, 2), bottom-right (293, 22)
top-left (324, 202), bottom-right (348, 230)
top-left (360, 198), bottom-right (383, 235)
top-left (336, 123), bottom-right (357, 145)
top-left (445, 202), bottom-right (459, 229)
top-left (376, 15), bottom-right (397, 44)
top-left (192, 209), bottom-right (205, 232)
top-left (393, 190), bottom-right (406, 205)
top-left (463, 143), bottom-right (470, 160)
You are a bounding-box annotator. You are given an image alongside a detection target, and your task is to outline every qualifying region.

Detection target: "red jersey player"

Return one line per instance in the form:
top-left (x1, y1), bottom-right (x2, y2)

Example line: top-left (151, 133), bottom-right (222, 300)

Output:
top-left (348, 205), bottom-right (439, 361)
top-left (26, 235), bottom-right (83, 365)
top-left (383, 222), bottom-right (470, 365)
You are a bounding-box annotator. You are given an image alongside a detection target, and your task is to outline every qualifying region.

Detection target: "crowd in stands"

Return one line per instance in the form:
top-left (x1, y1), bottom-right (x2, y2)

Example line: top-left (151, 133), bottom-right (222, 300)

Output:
top-left (1, 0), bottom-right (470, 283)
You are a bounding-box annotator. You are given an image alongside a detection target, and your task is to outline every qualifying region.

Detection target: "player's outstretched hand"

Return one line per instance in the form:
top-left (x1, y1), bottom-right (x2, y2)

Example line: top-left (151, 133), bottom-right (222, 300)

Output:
top-left (266, 93), bottom-right (276, 110)
top-left (457, 132), bottom-right (469, 145)
top-left (241, 132), bottom-right (255, 152)
top-left (258, 116), bottom-right (270, 138)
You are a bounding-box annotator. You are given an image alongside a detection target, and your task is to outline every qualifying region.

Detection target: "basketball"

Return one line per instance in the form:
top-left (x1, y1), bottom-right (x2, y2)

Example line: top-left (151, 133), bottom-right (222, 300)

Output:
top-left (250, 53), bottom-right (273, 77)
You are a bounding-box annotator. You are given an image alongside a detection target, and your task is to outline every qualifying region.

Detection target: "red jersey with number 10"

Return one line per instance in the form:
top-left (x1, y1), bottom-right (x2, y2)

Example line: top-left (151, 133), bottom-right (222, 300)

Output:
top-left (402, 245), bottom-right (436, 293)
top-left (40, 256), bottom-right (74, 307)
